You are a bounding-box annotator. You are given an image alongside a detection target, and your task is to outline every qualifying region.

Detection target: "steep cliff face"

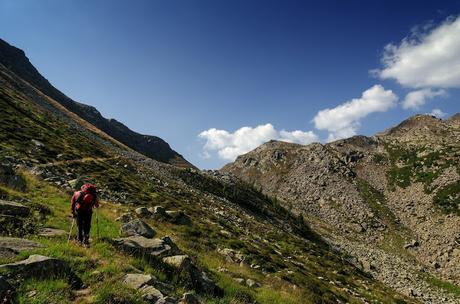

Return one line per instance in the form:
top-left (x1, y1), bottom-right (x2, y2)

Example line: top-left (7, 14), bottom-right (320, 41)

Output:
top-left (0, 38), bottom-right (193, 168)
top-left (223, 115), bottom-right (460, 302)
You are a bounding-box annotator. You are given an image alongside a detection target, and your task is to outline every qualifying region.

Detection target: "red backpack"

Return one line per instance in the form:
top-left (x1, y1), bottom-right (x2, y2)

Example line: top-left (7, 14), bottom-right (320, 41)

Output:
top-left (75, 184), bottom-right (97, 212)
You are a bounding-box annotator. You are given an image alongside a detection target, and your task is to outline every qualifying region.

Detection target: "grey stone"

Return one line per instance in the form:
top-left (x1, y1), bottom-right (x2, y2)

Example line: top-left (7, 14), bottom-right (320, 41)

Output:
top-left (38, 228), bottom-right (67, 237)
top-left (112, 236), bottom-right (180, 259)
top-left (135, 207), bottom-right (152, 217)
top-left (0, 255), bottom-right (82, 289)
top-left (0, 237), bottom-right (42, 253)
top-left (153, 206), bottom-right (167, 216)
top-left (162, 255), bottom-right (191, 270)
top-left (165, 211), bottom-right (191, 225)
top-left (120, 219), bottom-right (156, 238)
top-left (139, 285), bottom-right (164, 302)
top-left (122, 273), bottom-right (157, 290)
top-left (0, 164), bottom-right (26, 191)
top-left (246, 279), bottom-right (260, 288)
top-left (180, 292), bottom-right (201, 304)
top-left (116, 213), bottom-right (134, 223)
top-left (0, 200), bottom-right (30, 217)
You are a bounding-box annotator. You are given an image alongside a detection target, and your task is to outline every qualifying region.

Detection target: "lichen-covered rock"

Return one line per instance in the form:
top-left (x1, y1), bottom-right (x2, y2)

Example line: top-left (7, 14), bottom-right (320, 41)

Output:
top-left (120, 219), bottom-right (156, 238)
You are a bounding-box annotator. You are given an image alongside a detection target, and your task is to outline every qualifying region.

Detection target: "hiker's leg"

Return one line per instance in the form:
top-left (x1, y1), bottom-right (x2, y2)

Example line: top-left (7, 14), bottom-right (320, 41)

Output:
top-left (83, 212), bottom-right (92, 243)
top-left (76, 214), bottom-right (84, 243)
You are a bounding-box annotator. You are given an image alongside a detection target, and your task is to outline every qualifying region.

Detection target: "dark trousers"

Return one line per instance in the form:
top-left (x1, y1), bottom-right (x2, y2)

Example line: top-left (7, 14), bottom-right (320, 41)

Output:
top-left (76, 211), bottom-right (92, 243)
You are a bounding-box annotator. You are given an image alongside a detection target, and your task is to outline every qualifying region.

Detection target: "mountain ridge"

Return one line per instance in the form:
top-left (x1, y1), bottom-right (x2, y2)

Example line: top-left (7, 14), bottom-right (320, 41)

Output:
top-left (0, 38), bottom-right (193, 168)
top-left (223, 112), bottom-right (460, 302)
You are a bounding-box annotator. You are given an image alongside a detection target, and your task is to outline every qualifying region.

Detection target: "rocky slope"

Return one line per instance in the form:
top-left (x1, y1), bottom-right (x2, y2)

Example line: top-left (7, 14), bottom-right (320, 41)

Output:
top-left (0, 39), bottom-right (415, 303)
top-left (0, 38), bottom-right (193, 168)
top-left (223, 115), bottom-right (460, 303)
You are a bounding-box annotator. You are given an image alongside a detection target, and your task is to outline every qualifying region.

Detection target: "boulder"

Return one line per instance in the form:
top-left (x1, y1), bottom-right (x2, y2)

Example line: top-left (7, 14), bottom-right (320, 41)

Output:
top-left (246, 279), bottom-right (260, 288)
top-left (0, 255), bottom-right (82, 289)
top-left (139, 285), bottom-right (164, 302)
top-left (111, 236), bottom-right (180, 259)
top-left (122, 273), bottom-right (165, 303)
top-left (152, 206), bottom-right (167, 216)
top-left (162, 255), bottom-right (192, 270)
top-left (0, 200), bottom-right (30, 217)
top-left (0, 164), bottom-right (26, 191)
top-left (179, 292), bottom-right (201, 304)
top-left (0, 276), bottom-right (15, 303)
top-left (165, 211), bottom-right (191, 225)
top-left (163, 255), bottom-right (222, 297)
top-left (135, 207), bottom-right (152, 217)
top-left (120, 219), bottom-right (156, 238)
top-left (116, 213), bottom-right (134, 223)
top-left (0, 237), bottom-right (42, 253)
top-left (122, 273), bottom-right (156, 290)
top-left (38, 228), bottom-right (67, 237)
top-left (217, 248), bottom-right (245, 264)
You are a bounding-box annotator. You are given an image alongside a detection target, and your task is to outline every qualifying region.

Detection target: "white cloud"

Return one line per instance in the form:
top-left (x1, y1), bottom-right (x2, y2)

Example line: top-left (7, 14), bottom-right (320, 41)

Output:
top-left (199, 124), bottom-right (318, 161)
top-left (375, 15), bottom-right (460, 88)
top-left (402, 88), bottom-right (447, 110)
top-left (313, 85), bottom-right (398, 141)
top-left (429, 108), bottom-right (447, 118)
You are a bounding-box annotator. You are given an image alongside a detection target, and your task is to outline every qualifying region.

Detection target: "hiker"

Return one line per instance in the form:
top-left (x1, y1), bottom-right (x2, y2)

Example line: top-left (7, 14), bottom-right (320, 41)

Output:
top-left (70, 183), bottom-right (99, 246)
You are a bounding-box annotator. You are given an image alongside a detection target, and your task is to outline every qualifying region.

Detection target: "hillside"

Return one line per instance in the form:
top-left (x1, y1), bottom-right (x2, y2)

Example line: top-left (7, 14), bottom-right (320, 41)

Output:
top-left (0, 38), bottom-right (193, 168)
top-left (223, 115), bottom-right (460, 303)
top-left (0, 38), bottom-right (416, 303)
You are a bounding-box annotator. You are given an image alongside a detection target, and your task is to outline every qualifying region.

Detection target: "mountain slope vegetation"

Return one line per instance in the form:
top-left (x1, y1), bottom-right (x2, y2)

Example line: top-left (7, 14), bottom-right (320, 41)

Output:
top-left (223, 115), bottom-right (460, 303)
top-left (0, 39), bottom-right (414, 303)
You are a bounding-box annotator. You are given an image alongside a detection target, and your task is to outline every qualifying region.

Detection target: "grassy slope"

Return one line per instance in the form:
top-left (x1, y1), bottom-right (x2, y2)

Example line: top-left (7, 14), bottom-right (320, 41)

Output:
top-left (0, 68), bottom-right (416, 303)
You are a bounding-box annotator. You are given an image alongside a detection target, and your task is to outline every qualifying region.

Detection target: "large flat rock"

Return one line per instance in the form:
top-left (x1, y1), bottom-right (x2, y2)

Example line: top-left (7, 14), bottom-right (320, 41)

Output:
top-left (38, 228), bottom-right (68, 237)
top-left (120, 219), bottom-right (156, 238)
top-left (0, 200), bottom-right (30, 217)
top-left (0, 254), bottom-right (82, 289)
top-left (0, 237), bottom-right (42, 253)
top-left (111, 236), bottom-right (179, 259)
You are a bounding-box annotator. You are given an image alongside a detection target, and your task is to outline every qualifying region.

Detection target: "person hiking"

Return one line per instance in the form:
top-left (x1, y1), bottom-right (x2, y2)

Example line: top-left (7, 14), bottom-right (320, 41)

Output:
top-left (70, 183), bottom-right (99, 247)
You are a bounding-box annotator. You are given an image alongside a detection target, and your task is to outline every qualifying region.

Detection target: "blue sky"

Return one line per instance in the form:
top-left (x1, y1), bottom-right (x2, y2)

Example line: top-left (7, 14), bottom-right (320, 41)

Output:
top-left (1, 0), bottom-right (460, 168)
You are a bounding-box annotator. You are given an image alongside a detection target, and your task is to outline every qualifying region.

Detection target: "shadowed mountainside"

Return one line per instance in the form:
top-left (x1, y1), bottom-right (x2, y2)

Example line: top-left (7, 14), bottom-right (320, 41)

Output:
top-left (0, 38), bottom-right (193, 168)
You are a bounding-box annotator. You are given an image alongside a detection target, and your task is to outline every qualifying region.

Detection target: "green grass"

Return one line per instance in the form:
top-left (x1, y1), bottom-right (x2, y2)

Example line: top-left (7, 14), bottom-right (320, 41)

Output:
top-left (17, 279), bottom-right (72, 304)
top-left (433, 181), bottom-right (460, 214)
top-left (93, 282), bottom-right (147, 304)
top-left (422, 274), bottom-right (460, 296)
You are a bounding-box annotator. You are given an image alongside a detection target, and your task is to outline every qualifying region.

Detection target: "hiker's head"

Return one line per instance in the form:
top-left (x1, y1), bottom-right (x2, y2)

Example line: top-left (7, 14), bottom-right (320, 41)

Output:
top-left (81, 184), bottom-right (97, 195)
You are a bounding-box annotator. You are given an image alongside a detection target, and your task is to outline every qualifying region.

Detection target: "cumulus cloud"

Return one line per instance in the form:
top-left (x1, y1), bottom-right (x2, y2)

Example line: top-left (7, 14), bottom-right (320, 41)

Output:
top-left (199, 124), bottom-right (318, 161)
top-left (402, 88), bottom-right (447, 110)
top-left (375, 15), bottom-right (460, 88)
top-left (313, 85), bottom-right (398, 141)
top-left (429, 108), bottom-right (447, 118)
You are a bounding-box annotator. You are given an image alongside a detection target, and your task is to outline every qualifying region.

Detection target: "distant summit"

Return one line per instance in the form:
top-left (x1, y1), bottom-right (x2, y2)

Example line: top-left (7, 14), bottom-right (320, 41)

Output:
top-left (0, 38), bottom-right (193, 168)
